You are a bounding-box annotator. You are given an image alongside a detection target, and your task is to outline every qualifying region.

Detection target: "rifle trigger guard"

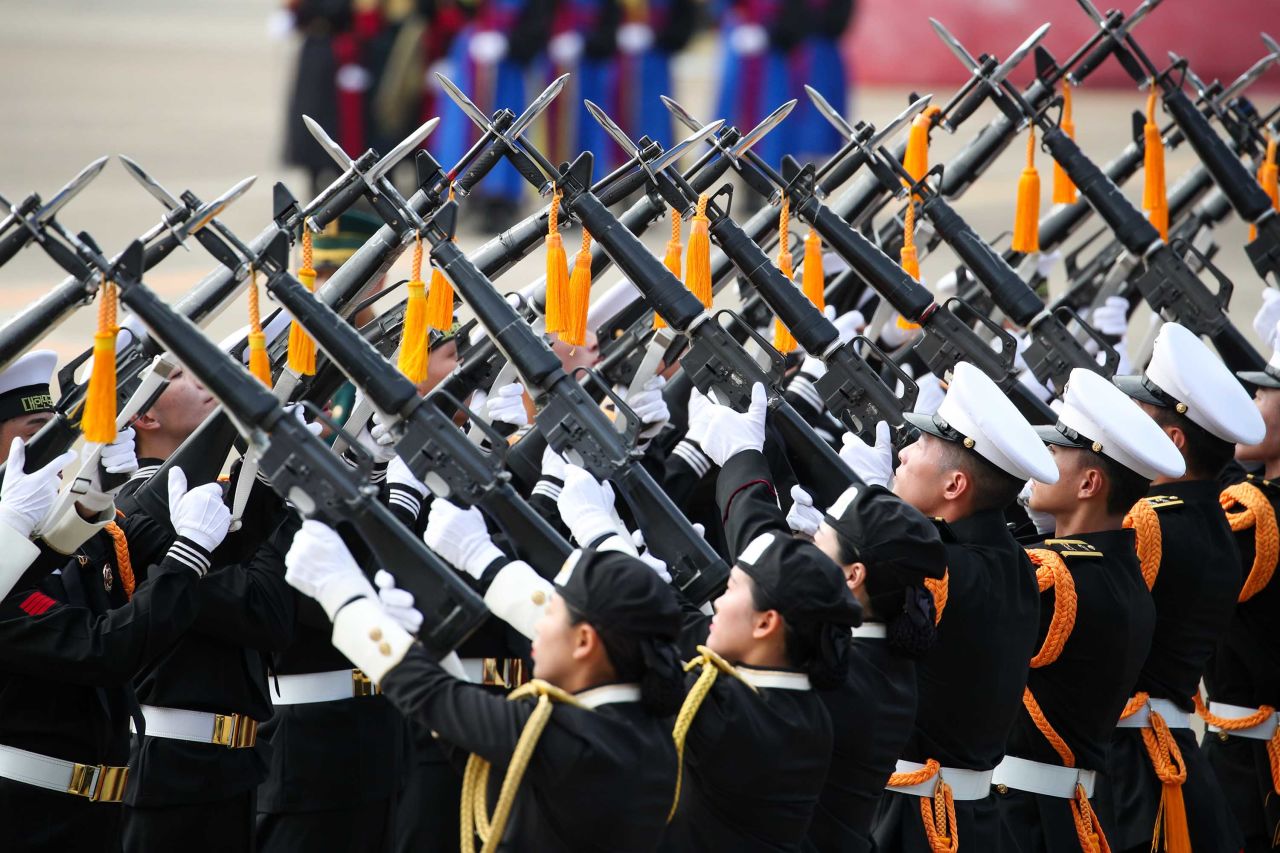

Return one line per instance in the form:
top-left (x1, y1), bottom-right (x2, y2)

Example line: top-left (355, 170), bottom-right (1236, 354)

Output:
top-left (428, 389), bottom-right (510, 471)
top-left (715, 309), bottom-right (786, 390)
top-left (1172, 236), bottom-right (1234, 309)
top-left (1053, 304), bottom-right (1121, 376)
top-left (571, 367), bottom-right (642, 451)
top-left (944, 296), bottom-right (1019, 372)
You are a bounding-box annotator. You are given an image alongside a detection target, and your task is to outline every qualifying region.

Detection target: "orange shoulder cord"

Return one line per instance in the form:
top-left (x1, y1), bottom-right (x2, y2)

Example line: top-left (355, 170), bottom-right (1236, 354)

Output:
top-left (772, 199), bottom-right (798, 354)
top-left (104, 511), bottom-right (135, 600)
top-left (1219, 483), bottom-right (1279, 601)
top-left (1023, 549), bottom-right (1110, 853)
top-left (924, 570), bottom-right (948, 625)
top-left (1122, 498), bottom-right (1161, 589)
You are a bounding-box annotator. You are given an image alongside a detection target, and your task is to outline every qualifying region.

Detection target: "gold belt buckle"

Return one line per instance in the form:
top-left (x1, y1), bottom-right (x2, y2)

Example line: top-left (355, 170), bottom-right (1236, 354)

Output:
top-left (68, 763), bottom-right (129, 802)
top-left (481, 658), bottom-right (529, 689)
top-left (352, 669), bottom-right (379, 698)
top-left (211, 713), bottom-right (258, 749)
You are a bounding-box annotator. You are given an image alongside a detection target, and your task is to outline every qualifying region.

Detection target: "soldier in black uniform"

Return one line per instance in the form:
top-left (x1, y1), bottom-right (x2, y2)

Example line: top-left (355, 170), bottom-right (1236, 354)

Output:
top-left (658, 382), bottom-right (863, 851)
top-left (283, 518), bottom-right (687, 852)
top-left (0, 468), bottom-right (230, 852)
top-left (1200, 335), bottom-right (1280, 852)
top-left (993, 368), bottom-right (1183, 850)
top-left (707, 408), bottom-right (947, 852)
top-left (1099, 322), bottom-right (1265, 853)
top-left (861, 361), bottom-right (1059, 852)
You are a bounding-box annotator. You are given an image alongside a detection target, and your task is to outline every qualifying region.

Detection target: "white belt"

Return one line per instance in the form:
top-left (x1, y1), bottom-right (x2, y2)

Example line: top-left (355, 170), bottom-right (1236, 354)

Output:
top-left (1115, 696), bottom-right (1192, 730)
top-left (0, 743), bottom-right (129, 802)
top-left (270, 670), bottom-right (377, 705)
top-left (992, 755), bottom-right (1096, 799)
top-left (886, 760), bottom-right (994, 800)
top-left (1206, 701), bottom-right (1280, 740)
top-left (131, 704), bottom-right (259, 749)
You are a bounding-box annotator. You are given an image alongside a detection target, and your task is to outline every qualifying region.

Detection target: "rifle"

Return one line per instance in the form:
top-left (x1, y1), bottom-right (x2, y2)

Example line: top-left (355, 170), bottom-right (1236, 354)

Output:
top-left (0, 157), bottom-right (107, 269)
top-left (422, 198), bottom-right (732, 605)
top-left (101, 240), bottom-right (490, 659)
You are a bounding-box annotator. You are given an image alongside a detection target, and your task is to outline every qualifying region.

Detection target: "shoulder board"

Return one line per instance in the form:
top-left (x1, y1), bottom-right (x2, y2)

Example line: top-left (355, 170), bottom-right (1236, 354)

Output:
top-left (1041, 538), bottom-right (1104, 558)
top-left (1142, 495), bottom-right (1184, 511)
top-left (1246, 474), bottom-right (1280, 494)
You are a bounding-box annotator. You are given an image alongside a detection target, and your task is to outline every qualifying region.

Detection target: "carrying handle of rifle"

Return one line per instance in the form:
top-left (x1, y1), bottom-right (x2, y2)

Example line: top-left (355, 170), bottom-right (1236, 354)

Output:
top-left (944, 296), bottom-right (1019, 372)
top-left (571, 366), bottom-right (643, 450)
top-left (1052, 305), bottom-right (1121, 376)
top-left (1174, 236), bottom-right (1234, 310)
top-left (713, 310), bottom-right (787, 392)
top-left (426, 388), bottom-right (511, 473)
top-left (855, 333), bottom-right (921, 421)
top-left (295, 399), bottom-right (377, 484)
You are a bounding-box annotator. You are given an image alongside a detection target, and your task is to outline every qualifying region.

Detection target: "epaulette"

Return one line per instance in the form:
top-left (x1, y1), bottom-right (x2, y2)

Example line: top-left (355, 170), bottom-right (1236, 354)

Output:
top-left (1246, 474), bottom-right (1280, 496)
top-left (1041, 538), bottom-right (1104, 558)
top-left (1142, 495), bottom-right (1184, 511)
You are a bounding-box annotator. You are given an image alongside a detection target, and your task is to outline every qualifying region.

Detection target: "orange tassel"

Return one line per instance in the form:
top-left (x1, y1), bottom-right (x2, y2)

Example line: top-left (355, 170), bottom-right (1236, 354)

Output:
top-left (562, 228), bottom-right (593, 347)
top-left (247, 268), bottom-right (272, 387)
top-left (544, 190), bottom-right (570, 335)
top-left (772, 199), bottom-right (798, 354)
top-left (685, 195), bottom-right (713, 310)
top-left (900, 201), bottom-right (921, 281)
top-left (397, 236), bottom-right (429, 383)
top-left (1250, 134), bottom-right (1278, 241)
top-left (902, 106), bottom-right (942, 191)
top-left (1053, 82), bottom-right (1078, 204)
top-left (655, 208), bottom-right (683, 329)
top-left (1143, 88), bottom-right (1169, 241)
top-left (287, 229), bottom-right (318, 375)
top-left (426, 187), bottom-right (456, 330)
top-left (81, 274), bottom-right (118, 443)
top-left (801, 229), bottom-right (825, 313)
top-left (1011, 127), bottom-right (1042, 253)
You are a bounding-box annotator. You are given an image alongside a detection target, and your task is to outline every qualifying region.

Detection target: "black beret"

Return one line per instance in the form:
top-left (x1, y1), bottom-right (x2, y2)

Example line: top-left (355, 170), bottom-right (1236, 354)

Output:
top-left (823, 483), bottom-right (947, 581)
top-left (735, 531), bottom-right (862, 629)
top-left (554, 548), bottom-right (683, 641)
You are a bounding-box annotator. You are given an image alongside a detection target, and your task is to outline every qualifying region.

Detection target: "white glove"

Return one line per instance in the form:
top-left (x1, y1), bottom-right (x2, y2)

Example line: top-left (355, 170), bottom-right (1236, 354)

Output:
top-left (167, 467), bottom-right (231, 553)
top-left (699, 383), bottom-right (768, 467)
top-left (831, 309), bottom-right (866, 345)
top-left (685, 385), bottom-right (716, 447)
top-left (630, 530), bottom-right (671, 583)
top-left (0, 440), bottom-right (77, 538)
top-left (285, 520), bottom-right (378, 620)
top-left (387, 455), bottom-right (427, 498)
top-left (425, 499), bottom-right (504, 579)
top-left (483, 382), bottom-right (529, 428)
top-left (99, 427), bottom-right (138, 476)
top-left (933, 269), bottom-right (960, 301)
top-left (625, 375), bottom-right (671, 439)
top-left (558, 464), bottom-right (627, 546)
top-left (617, 22), bottom-right (654, 54)
top-left (1090, 296), bottom-right (1130, 339)
top-left (1034, 249), bottom-right (1062, 283)
top-left (285, 403), bottom-right (323, 438)
top-left (1255, 289), bottom-right (1280, 350)
top-left (839, 421), bottom-right (893, 488)
top-left (375, 569), bottom-right (423, 634)
top-left (548, 30), bottom-right (584, 64)
top-left (913, 371), bottom-right (946, 416)
top-left (785, 486), bottom-right (822, 538)
top-left (729, 23), bottom-right (768, 56)
top-left (540, 445), bottom-right (568, 482)
top-left (1018, 480), bottom-right (1056, 535)
top-left (878, 315), bottom-right (920, 349)
top-left (469, 30), bottom-right (509, 64)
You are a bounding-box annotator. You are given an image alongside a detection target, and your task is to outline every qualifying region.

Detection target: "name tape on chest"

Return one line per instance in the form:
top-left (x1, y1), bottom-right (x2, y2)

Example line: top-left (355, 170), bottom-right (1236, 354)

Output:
top-left (1041, 538), bottom-right (1104, 558)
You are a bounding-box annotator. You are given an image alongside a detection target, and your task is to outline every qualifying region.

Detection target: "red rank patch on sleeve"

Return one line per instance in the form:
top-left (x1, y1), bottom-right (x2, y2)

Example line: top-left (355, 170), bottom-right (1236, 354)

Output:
top-left (18, 591), bottom-right (57, 616)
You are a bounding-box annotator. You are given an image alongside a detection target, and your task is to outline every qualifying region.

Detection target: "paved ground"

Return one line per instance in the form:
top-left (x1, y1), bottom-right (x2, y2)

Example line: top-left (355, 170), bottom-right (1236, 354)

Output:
top-left (1, 0), bottom-right (1273, 372)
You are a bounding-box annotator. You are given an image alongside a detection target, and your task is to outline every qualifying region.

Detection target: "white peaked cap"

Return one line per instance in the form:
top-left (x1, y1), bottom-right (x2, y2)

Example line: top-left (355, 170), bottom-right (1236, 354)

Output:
top-left (1036, 368), bottom-right (1185, 480)
top-left (905, 362), bottom-right (1059, 484)
top-left (1114, 323), bottom-right (1264, 445)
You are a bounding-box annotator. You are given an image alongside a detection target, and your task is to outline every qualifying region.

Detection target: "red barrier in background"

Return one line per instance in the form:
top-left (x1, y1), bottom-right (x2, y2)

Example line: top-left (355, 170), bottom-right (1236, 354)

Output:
top-left (843, 0), bottom-right (1280, 91)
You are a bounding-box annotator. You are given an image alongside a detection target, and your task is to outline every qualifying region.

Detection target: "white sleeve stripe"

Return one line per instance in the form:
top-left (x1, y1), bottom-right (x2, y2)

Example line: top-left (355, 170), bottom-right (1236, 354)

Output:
top-left (167, 541), bottom-right (210, 576)
top-left (388, 489), bottom-right (422, 517)
top-left (672, 441), bottom-right (712, 478)
top-left (531, 481), bottom-right (563, 502)
top-left (789, 376), bottom-right (825, 413)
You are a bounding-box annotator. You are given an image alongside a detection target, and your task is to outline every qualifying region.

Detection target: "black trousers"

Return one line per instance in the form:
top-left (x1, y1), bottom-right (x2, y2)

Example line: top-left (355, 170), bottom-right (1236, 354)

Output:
top-left (1203, 732), bottom-right (1280, 853)
top-left (123, 790), bottom-right (255, 853)
top-left (257, 797), bottom-right (393, 853)
top-left (0, 777), bottom-right (123, 852)
top-left (394, 757), bottom-right (462, 853)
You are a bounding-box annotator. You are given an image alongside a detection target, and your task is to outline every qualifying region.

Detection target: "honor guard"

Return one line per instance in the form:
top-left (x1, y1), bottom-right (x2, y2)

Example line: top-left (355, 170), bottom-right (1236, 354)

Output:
top-left (1200, 319), bottom-right (1280, 851)
top-left (661, 383), bottom-right (864, 851)
top-left (995, 368), bottom-right (1184, 851)
top-left (284, 518), bottom-right (686, 852)
top-left (867, 361), bottom-right (1058, 852)
top-left (1097, 322), bottom-right (1266, 853)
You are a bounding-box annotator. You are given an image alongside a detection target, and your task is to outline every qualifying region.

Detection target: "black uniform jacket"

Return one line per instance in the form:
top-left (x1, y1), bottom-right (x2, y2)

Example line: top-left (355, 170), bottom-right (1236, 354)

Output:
top-left (124, 518), bottom-right (296, 808)
top-left (714, 449), bottom-right (918, 853)
top-left (1094, 479), bottom-right (1244, 853)
top-left (995, 531), bottom-right (1155, 852)
top-left (873, 508), bottom-right (1041, 853)
top-left (1203, 471), bottom-right (1280, 848)
top-left (381, 650), bottom-right (677, 852)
